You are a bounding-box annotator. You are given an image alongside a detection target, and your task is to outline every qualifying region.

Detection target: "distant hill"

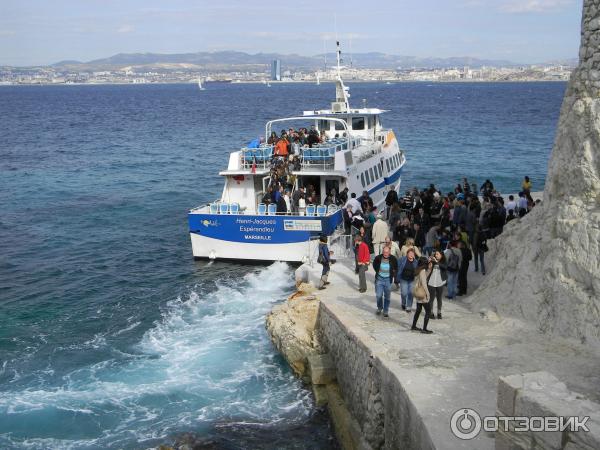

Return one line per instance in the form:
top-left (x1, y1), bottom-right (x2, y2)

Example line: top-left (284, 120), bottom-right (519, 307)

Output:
top-left (48, 50), bottom-right (520, 72)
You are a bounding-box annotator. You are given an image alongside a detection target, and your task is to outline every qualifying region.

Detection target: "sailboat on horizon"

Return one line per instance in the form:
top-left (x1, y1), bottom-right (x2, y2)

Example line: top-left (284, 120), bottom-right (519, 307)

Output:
top-left (197, 78), bottom-right (205, 90)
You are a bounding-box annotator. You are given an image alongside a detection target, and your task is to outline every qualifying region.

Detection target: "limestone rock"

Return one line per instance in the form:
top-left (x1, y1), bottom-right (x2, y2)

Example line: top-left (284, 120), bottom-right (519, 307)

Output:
top-left (468, 0), bottom-right (600, 347)
top-left (265, 286), bottom-right (323, 376)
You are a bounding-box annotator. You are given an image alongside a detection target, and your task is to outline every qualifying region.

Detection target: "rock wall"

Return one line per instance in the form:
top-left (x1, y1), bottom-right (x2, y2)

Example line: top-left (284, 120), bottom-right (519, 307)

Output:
top-left (317, 304), bottom-right (435, 450)
top-left (467, 0), bottom-right (600, 346)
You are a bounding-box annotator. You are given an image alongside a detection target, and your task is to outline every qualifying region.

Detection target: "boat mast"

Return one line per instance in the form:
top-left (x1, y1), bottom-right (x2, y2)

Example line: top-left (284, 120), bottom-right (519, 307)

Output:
top-left (333, 40), bottom-right (350, 112)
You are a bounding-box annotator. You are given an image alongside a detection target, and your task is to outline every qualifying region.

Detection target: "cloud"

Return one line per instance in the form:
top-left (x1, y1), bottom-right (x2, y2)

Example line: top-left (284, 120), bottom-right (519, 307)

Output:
top-left (500, 0), bottom-right (575, 13)
top-left (116, 24), bottom-right (134, 34)
top-left (0, 30), bottom-right (16, 37)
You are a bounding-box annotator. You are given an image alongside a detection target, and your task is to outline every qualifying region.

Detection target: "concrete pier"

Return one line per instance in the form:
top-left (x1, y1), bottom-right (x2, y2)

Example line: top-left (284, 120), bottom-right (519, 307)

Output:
top-left (289, 256), bottom-right (600, 449)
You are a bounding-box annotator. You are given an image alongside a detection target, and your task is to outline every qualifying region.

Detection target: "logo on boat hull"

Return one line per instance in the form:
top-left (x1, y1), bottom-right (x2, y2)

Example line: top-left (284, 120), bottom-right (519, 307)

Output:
top-left (202, 219), bottom-right (220, 227)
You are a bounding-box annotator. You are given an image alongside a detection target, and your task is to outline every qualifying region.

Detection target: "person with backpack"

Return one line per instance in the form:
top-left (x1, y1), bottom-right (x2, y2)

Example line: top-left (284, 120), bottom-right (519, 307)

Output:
top-left (444, 241), bottom-right (462, 299)
top-left (426, 250), bottom-right (447, 320)
top-left (411, 258), bottom-right (433, 334)
top-left (372, 246), bottom-right (398, 317)
top-left (317, 234), bottom-right (332, 290)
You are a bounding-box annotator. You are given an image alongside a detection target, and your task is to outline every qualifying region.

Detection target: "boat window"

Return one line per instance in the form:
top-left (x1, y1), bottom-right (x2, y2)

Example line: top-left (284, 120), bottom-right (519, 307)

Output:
top-left (335, 118), bottom-right (347, 130)
top-left (319, 120), bottom-right (330, 132)
top-left (368, 116), bottom-right (375, 129)
top-left (365, 171), bottom-right (370, 185)
top-left (386, 159), bottom-right (390, 172)
top-left (361, 173), bottom-right (365, 187)
top-left (375, 165), bottom-right (380, 179)
top-left (352, 117), bottom-right (365, 130)
top-left (369, 167), bottom-right (375, 181)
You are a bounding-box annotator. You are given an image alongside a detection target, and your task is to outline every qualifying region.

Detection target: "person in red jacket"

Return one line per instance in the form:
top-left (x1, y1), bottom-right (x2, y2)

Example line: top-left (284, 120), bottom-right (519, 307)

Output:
top-left (355, 234), bottom-right (371, 292)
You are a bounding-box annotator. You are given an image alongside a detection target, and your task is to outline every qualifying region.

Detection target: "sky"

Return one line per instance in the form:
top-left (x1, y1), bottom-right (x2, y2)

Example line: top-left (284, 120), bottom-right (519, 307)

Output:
top-left (0, 0), bottom-right (585, 66)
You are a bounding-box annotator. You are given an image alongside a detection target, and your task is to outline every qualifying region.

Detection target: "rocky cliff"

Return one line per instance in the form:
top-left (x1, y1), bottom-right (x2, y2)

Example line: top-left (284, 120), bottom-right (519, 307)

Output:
top-left (467, 0), bottom-right (600, 346)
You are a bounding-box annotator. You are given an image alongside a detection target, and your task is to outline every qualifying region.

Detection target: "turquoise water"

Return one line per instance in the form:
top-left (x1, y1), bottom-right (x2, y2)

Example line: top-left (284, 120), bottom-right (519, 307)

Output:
top-left (0, 82), bottom-right (565, 448)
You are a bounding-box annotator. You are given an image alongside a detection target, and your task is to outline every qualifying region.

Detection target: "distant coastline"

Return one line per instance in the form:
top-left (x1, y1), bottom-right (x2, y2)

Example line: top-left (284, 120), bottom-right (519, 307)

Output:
top-left (0, 78), bottom-right (570, 87)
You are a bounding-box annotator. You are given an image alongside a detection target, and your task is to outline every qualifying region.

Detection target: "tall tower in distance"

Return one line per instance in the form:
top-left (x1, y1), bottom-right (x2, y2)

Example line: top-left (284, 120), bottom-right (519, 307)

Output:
top-left (271, 60), bottom-right (281, 81)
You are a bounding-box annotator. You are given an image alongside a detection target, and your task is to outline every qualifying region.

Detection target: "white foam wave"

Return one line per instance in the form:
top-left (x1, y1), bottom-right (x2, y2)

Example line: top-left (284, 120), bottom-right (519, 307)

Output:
top-left (0, 262), bottom-right (315, 449)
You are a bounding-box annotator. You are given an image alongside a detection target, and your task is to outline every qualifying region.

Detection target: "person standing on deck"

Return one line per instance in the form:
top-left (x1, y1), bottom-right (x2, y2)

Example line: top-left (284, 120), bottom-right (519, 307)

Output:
top-left (291, 187), bottom-right (304, 215)
top-left (355, 235), bottom-right (370, 293)
top-left (372, 246), bottom-right (398, 317)
top-left (372, 213), bottom-right (390, 256)
top-left (345, 193), bottom-right (363, 214)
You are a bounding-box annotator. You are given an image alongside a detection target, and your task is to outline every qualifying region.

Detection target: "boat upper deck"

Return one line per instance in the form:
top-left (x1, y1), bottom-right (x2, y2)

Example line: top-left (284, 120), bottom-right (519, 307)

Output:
top-left (231, 133), bottom-right (400, 174)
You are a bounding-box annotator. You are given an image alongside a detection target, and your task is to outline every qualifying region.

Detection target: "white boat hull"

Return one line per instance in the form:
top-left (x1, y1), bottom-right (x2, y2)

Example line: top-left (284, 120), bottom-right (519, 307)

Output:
top-left (190, 233), bottom-right (316, 262)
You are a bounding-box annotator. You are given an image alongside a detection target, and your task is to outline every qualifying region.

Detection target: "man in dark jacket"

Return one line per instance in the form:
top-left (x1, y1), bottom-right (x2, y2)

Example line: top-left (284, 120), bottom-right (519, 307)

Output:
top-left (372, 246), bottom-right (398, 317)
top-left (317, 235), bottom-right (332, 290)
top-left (385, 189), bottom-right (399, 219)
top-left (457, 240), bottom-right (472, 296)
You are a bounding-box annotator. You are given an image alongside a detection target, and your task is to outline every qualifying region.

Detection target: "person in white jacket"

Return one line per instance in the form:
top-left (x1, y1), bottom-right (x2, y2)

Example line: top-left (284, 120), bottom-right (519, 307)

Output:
top-left (372, 214), bottom-right (390, 256)
top-left (384, 236), bottom-right (401, 260)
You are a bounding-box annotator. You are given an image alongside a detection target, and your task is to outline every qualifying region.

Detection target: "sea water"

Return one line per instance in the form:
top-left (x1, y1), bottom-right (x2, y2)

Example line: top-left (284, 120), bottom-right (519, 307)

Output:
top-left (0, 82), bottom-right (565, 449)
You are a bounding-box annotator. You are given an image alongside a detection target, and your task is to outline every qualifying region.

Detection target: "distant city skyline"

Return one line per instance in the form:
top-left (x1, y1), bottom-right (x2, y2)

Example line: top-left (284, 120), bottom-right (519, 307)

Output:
top-left (0, 0), bottom-right (584, 67)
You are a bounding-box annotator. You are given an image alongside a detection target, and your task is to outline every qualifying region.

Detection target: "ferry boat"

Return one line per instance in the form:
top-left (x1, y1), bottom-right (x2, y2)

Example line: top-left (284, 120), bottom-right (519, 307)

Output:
top-left (188, 43), bottom-right (406, 262)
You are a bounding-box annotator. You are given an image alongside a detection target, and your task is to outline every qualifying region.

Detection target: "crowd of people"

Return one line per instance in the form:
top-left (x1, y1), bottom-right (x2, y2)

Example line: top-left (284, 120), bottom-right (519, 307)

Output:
top-left (250, 125), bottom-right (346, 157)
top-left (252, 127), bottom-right (350, 215)
top-left (319, 176), bottom-right (541, 334)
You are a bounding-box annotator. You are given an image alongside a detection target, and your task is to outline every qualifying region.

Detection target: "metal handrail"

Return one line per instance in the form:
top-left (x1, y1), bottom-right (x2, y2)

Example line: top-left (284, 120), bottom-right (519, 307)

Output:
top-left (265, 116), bottom-right (355, 151)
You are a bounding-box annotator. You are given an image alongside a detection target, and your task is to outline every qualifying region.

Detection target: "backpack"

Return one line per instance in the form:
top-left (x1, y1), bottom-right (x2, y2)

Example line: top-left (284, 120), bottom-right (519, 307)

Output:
top-left (317, 245), bottom-right (326, 264)
top-left (447, 250), bottom-right (460, 272)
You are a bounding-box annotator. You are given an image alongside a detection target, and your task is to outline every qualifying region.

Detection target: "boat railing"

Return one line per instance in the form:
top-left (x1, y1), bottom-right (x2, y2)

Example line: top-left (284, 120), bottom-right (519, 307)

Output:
top-left (329, 233), bottom-right (355, 260)
top-left (239, 145), bottom-right (274, 169)
top-left (190, 202), bottom-right (342, 217)
top-left (299, 137), bottom-right (359, 171)
top-left (238, 138), bottom-right (361, 172)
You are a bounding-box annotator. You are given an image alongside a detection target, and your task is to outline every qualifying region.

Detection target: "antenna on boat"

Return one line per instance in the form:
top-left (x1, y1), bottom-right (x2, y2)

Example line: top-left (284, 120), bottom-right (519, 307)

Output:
top-left (332, 39), bottom-right (350, 112)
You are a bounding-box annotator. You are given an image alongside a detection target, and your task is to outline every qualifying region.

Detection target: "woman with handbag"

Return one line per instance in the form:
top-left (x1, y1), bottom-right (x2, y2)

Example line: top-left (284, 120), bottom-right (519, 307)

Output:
top-left (427, 250), bottom-right (447, 320)
top-left (411, 258), bottom-right (433, 334)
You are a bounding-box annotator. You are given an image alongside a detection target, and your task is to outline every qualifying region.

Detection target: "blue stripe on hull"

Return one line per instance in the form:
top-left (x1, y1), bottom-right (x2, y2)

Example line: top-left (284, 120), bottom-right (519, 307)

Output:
top-left (188, 210), bottom-right (343, 244)
top-left (368, 166), bottom-right (403, 196)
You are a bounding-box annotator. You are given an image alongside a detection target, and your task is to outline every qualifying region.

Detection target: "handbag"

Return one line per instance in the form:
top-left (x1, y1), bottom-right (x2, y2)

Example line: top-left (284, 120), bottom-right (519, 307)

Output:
top-left (412, 275), bottom-right (427, 300)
